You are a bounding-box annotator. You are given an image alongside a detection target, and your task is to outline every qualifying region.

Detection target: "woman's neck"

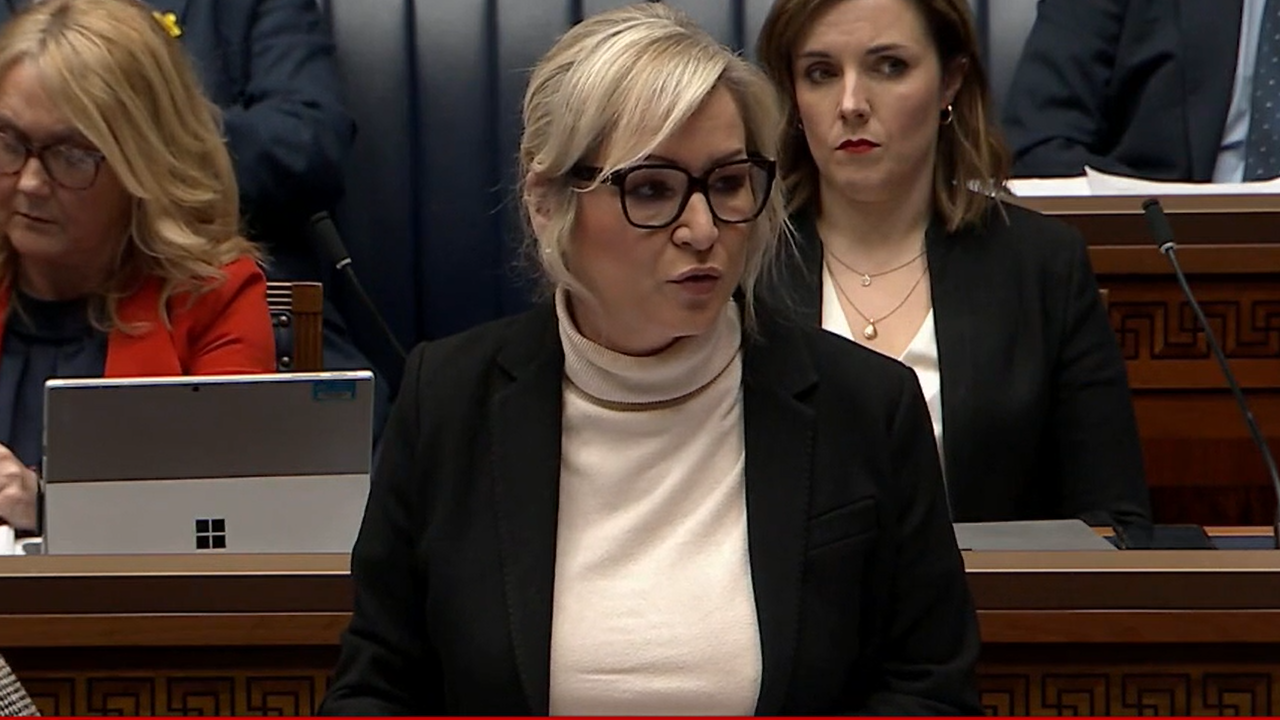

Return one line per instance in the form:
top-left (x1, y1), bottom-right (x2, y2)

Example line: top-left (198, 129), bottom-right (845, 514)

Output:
top-left (555, 287), bottom-right (741, 407)
top-left (16, 260), bottom-right (108, 302)
top-left (815, 174), bottom-right (934, 261)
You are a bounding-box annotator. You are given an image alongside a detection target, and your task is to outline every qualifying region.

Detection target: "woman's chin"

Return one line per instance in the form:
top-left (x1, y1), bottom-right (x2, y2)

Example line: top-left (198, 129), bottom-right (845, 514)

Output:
top-left (666, 303), bottom-right (728, 340)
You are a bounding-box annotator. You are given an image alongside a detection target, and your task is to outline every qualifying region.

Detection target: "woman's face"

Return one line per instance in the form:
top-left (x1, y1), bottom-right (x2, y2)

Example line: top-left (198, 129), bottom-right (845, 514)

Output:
top-left (791, 0), bottom-right (962, 205)
top-left (0, 61), bottom-right (132, 297)
top-left (531, 87), bottom-right (760, 356)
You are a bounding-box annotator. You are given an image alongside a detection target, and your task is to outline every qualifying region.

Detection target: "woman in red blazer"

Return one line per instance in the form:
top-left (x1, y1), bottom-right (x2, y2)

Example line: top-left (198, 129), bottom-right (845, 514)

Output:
top-left (0, 0), bottom-right (274, 531)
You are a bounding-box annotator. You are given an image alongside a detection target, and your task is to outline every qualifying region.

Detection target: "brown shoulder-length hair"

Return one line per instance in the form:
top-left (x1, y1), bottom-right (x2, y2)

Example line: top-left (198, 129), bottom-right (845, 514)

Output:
top-left (757, 0), bottom-right (1010, 232)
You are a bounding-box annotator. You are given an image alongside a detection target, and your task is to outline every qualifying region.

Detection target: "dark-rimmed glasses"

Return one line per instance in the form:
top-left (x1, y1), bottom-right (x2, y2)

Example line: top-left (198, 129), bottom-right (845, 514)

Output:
top-left (569, 156), bottom-right (776, 230)
top-left (0, 129), bottom-right (106, 190)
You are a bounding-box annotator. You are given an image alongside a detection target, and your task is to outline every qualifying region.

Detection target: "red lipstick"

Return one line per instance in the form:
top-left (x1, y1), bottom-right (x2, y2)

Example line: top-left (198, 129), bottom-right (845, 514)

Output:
top-left (838, 139), bottom-right (880, 154)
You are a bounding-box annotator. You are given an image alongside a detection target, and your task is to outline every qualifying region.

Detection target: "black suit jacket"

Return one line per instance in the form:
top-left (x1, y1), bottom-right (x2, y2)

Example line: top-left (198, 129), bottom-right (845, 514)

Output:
top-left (1002, 0), bottom-right (1243, 180)
top-left (773, 203), bottom-right (1152, 536)
top-left (321, 304), bottom-right (981, 715)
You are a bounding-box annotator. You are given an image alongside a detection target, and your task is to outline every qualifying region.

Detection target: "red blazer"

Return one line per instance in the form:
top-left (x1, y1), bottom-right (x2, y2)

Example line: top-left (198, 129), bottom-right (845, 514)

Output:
top-left (0, 256), bottom-right (275, 376)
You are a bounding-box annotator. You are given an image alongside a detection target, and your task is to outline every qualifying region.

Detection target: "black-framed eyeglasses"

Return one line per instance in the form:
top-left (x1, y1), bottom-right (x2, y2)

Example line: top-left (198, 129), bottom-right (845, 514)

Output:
top-left (569, 156), bottom-right (776, 230)
top-left (0, 129), bottom-right (106, 190)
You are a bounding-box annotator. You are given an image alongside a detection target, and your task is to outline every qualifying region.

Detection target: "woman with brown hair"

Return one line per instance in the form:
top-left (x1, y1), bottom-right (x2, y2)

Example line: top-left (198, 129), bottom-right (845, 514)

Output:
top-left (758, 0), bottom-right (1152, 541)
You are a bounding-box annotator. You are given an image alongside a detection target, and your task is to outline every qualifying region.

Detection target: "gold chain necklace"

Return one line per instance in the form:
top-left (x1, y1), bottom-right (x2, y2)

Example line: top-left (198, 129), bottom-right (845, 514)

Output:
top-left (825, 243), bottom-right (927, 287)
top-left (827, 254), bottom-right (929, 341)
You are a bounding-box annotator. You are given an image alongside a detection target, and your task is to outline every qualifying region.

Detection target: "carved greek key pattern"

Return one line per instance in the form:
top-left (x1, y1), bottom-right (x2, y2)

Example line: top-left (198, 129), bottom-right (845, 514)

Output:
top-left (86, 678), bottom-right (154, 716)
top-left (166, 677), bottom-right (234, 716)
top-left (1204, 673), bottom-right (1272, 716)
top-left (979, 674), bottom-right (1030, 716)
top-left (18, 673), bottom-right (328, 717)
top-left (1109, 297), bottom-right (1280, 361)
top-left (25, 678), bottom-right (74, 717)
top-left (245, 677), bottom-right (320, 716)
top-left (1120, 673), bottom-right (1190, 715)
top-left (15, 667), bottom-right (1280, 715)
top-left (980, 668), bottom-right (1280, 716)
top-left (1041, 673), bottom-right (1108, 715)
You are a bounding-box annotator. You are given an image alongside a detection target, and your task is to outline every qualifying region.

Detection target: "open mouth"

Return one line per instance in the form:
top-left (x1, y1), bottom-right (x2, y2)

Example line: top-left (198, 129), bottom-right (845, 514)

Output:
top-left (672, 271), bottom-right (721, 295)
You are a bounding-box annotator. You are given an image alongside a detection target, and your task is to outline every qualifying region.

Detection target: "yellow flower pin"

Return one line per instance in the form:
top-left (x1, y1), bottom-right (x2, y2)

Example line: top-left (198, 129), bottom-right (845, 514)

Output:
top-left (152, 11), bottom-right (183, 38)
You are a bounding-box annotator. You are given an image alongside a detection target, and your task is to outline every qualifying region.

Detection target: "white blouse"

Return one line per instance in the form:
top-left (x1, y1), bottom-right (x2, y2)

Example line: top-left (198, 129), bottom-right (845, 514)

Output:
top-left (821, 262), bottom-right (945, 471)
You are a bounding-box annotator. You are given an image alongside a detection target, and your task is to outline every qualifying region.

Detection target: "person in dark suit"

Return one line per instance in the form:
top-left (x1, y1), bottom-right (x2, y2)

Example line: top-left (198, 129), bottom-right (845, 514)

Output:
top-left (0, 0), bottom-right (392, 437)
top-left (321, 3), bottom-right (980, 715)
top-left (756, 0), bottom-right (1152, 538)
top-left (1002, 0), bottom-right (1280, 182)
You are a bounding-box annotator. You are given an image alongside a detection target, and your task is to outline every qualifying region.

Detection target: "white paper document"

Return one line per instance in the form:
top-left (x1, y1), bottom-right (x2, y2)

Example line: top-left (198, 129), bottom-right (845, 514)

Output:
top-left (1007, 166), bottom-right (1280, 197)
top-left (1004, 175), bottom-right (1093, 197)
top-left (0, 525), bottom-right (13, 556)
top-left (1085, 166), bottom-right (1280, 195)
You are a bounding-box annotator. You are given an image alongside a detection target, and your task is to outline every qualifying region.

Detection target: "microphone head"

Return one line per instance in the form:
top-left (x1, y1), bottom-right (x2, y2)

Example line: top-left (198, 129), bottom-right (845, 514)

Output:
top-left (307, 211), bottom-right (352, 268)
top-left (1142, 197), bottom-right (1176, 253)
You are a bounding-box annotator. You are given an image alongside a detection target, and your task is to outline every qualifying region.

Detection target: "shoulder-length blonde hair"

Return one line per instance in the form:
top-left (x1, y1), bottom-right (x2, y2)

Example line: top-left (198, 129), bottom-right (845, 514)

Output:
top-left (757, 0), bottom-right (1010, 232)
top-left (0, 0), bottom-right (259, 329)
top-left (519, 2), bottom-right (787, 328)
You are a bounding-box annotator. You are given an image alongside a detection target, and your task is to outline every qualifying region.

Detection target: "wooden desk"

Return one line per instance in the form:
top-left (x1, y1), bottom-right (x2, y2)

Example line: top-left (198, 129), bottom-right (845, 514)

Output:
top-left (1010, 195), bottom-right (1280, 527)
top-left (0, 555), bottom-right (349, 716)
top-left (970, 548), bottom-right (1280, 715)
top-left (2, 551), bottom-right (1279, 716)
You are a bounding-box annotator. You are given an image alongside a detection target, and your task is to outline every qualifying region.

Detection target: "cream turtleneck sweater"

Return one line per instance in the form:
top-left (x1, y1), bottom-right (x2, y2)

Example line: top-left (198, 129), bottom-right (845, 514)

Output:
top-left (548, 289), bottom-right (762, 716)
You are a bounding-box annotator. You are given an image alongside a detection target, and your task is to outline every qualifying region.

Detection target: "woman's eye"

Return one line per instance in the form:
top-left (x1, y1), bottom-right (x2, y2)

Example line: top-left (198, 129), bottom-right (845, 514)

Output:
top-left (804, 65), bottom-right (837, 83)
top-left (877, 57), bottom-right (908, 77)
top-left (627, 180), bottom-right (677, 200)
top-left (710, 173), bottom-right (747, 194)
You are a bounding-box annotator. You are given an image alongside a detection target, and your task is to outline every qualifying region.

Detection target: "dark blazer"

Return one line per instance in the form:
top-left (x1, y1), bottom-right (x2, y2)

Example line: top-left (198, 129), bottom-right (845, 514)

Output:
top-left (774, 203), bottom-right (1152, 537)
top-left (320, 304), bottom-right (981, 716)
top-left (173, 0), bottom-right (354, 270)
top-left (1002, 0), bottom-right (1244, 180)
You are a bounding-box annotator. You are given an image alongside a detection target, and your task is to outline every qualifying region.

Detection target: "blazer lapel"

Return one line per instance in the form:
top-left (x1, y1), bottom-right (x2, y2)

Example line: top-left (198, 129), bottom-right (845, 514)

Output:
top-left (104, 277), bottom-right (182, 377)
top-left (490, 306), bottom-right (564, 715)
top-left (742, 319), bottom-right (817, 714)
top-left (0, 278), bottom-right (180, 378)
top-left (928, 218), bottom-right (976, 516)
top-left (774, 211), bottom-right (824, 327)
top-left (1181, 0), bottom-right (1245, 180)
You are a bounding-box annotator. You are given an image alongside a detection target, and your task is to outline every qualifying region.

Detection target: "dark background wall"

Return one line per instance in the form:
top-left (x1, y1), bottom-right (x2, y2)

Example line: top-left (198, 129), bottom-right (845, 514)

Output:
top-left (316, 0), bottom-right (1036, 350)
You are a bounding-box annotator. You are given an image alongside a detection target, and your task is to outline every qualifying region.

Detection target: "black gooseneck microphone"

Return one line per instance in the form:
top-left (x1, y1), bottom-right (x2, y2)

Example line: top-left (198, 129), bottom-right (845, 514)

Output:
top-left (307, 211), bottom-right (408, 363)
top-left (1143, 198), bottom-right (1280, 549)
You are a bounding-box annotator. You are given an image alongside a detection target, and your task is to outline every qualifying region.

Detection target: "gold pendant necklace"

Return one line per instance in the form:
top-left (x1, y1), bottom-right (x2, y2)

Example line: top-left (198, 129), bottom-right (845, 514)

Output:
top-left (825, 244), bottom-right (927, 288)
top-left (827, 255), bottom-right (929, 341)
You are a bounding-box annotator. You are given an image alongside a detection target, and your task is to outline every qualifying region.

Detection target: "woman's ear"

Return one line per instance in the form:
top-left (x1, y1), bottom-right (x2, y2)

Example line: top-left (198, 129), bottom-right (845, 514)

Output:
top-left (524, 172), bottom-right (555, 242)
top-left (941, 56), bottom-right (968, 108)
